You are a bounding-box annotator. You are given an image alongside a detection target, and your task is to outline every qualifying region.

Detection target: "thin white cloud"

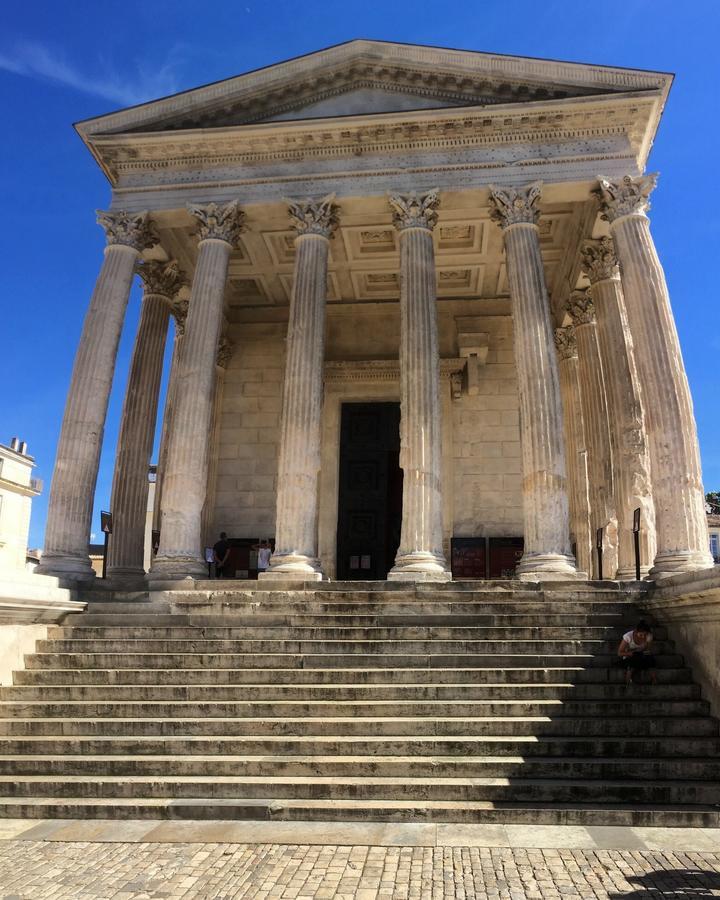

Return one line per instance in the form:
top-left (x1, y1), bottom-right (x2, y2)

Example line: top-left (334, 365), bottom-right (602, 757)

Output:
top-left (0, 39), bottom-right (183, 106)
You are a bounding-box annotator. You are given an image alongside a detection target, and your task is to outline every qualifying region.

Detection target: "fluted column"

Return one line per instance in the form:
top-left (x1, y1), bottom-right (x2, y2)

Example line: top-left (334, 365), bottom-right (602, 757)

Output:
top-left (554, 327), bottom-right (592, 578)
top-left (106, 261), bottom-right (186, 582)
top-left (489, 184), bottom-right (577, 580)
top-left (153, 298), bottom-right (188, 535)
top-left (37, 211), bottom-right (157, 580)
top-left (581, 237), bottom-right (655, 578)
top-left (262, 195), bottom-right (339, 581)
top-left (566, 290), bottom-right (619, 579)
top-left (387, 191), bottom-right (449, 581)
top-left (151, 201), bottom-right (244, 580)
top-left (201, 334), bottom-right (233, 548)
top-left (594, 175), bottom-right (713, 576)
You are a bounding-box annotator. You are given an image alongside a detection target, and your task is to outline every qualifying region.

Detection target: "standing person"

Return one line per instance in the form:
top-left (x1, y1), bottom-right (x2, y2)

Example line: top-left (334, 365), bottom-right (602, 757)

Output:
top-left (253, 539), bottom-right (272, 576)
top-left (618, 620), bottom-right (657, 686)
top-left (213, 532), bottom-right (230, 579)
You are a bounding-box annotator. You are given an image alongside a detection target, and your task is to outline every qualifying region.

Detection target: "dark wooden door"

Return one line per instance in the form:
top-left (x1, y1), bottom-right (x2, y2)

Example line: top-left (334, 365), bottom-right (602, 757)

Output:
top-left (336, 403), bottom-right (402, 580)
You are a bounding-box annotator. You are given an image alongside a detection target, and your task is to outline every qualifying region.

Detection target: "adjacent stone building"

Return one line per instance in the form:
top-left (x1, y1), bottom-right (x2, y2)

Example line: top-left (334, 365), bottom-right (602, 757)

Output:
top-left (36, 40), bottom-right (714, 584)
top-left (0, 439), bottom-right (41, 573)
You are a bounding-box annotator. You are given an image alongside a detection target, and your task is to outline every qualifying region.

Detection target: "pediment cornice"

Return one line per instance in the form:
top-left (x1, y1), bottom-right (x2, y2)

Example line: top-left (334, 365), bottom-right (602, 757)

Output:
top-left (87, 91), bottom-right (662, 185)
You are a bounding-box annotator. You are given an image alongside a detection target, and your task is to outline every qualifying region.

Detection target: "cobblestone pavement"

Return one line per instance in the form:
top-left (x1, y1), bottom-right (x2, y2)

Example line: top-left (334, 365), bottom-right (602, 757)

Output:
top-left (1, 841), bottom-right (720, 899)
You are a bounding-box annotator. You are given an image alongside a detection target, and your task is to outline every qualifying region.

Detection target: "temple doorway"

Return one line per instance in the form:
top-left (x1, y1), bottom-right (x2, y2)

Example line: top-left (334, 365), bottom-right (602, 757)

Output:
top-left (336, 402), bottom-right (402, 580)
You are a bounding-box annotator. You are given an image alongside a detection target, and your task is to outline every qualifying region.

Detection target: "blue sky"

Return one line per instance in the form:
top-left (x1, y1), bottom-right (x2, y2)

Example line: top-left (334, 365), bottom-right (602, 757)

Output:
top-left (1, 0), bottom-right (718, 548)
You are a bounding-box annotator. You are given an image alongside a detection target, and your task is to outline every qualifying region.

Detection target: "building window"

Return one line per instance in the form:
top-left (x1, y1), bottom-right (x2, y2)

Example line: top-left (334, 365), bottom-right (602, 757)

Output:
top-left (711, 533), bottom-right (720, 564)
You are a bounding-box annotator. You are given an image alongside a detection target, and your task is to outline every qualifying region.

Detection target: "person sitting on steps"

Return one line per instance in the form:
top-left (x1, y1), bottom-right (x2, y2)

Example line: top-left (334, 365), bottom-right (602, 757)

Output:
top-left (618, 619), bottom-right (657, 686)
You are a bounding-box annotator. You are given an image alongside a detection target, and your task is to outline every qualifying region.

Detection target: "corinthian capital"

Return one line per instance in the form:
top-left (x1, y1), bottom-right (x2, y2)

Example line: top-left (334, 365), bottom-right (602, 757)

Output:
top-left (287, 194), bottom-right (340, 238)
top-left (566, 289), bottom-right (596, 327)
top-left (137, 259), bottom-right (188, 299)
top-left (580, 237), bottom-right (619, 284)
top-left (188, 201), bottom-right (245, 246)
top-left (593, 174), bottom-right (657, 223)
top-left (171, 298), bottom-right (189, 335)
top-left (488, 183), bottom-right (542, 229)
top-left (217, 334), bottom-right (234, 369)
top-left (554, 325), bottom-right (578, 360)
top-left (388, 190), bottom-right (440, 231)
top-left (97, 210), bottom-right (158, 251)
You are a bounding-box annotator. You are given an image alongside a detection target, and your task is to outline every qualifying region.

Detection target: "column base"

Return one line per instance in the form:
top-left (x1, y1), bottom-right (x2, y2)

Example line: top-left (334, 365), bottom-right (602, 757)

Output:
top-left (106, 565), bottom-right (147, 586)
top-left (616, 565), bottom-right (652, 581)
top-left (388, 550), bottom-right (452, 582)
top-left (260, 553), bottom-right (324, 581)
top-left (35, 553), bottom-right (96, 583)
top-left (149, 555), bottom-right (206, 581)
top-left (516, 552), bottom-right (580, 582)
top-left (650, 549), bottom-right (716, 581)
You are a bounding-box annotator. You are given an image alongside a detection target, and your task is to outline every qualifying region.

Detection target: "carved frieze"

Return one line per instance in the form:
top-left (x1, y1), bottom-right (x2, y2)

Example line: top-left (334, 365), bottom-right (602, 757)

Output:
top-left (287, 194), bottom-right (340, 238)
top-left (488, 183), bottom-right (542, 229)
top-left (188, 200), bottom-right (245, 246)
top-left (96, 210), bottom-right (158, 250)
top-left (593, 174), bottom-right (657, 222)
top-left (388, 190), bottom-right (440, 231)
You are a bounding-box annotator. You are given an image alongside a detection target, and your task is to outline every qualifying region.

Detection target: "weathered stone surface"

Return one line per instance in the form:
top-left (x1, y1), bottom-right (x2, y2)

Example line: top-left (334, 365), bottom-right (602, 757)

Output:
top-left (151, 202), bottom-right (244, 580)
top-left (387, 191), bottom-right (449, 581)
top-left (565, 289), bottom-right (618, 579)
top-left (38, 211), bottom-right (157, 581)
top-left (581, 237), bottom-right (655, 579)
top-left (489, 184), bottom-right (576, 580)
top-left (595, 175), bottom-right (713, 578)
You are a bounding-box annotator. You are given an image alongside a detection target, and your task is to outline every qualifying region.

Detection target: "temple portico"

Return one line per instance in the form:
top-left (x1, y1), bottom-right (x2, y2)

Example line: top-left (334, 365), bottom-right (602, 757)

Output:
top-left (36, 41), bottom-right (714, 586)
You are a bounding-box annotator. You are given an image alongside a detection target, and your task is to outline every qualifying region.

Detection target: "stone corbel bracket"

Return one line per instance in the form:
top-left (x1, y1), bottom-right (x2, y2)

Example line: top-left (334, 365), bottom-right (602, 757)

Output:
top-left (324, 358), bottom-right (466, 399)
top-left (455, 317), bottom-right (489, 396)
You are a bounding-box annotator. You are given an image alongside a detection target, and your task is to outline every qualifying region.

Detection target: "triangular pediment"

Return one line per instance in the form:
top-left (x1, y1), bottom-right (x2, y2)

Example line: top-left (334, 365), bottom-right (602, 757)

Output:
top-left (76, 39), bottom-right (672, 138)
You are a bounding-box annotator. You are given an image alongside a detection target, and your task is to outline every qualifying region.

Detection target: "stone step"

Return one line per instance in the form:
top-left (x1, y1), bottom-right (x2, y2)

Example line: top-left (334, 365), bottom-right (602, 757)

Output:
top-left (2, 754), bottom-right (719, 781)
top-left (22, 652), bottom-right (685, 670)
top-left (0, 715), bottom-right (714, 737)
top-left (1, 774), bottom-right (719, 805)
top-left (0, 698), bottom-right (707, 719)
top-left (0, 796), bottom-right (714, 827)
top-left (9, 675), bottom-right (700, 701)
top-left (7, 667), bottom-right (694, 687)
top-left (2, 733), bottom-right (717, 757)
top-left (32, 638), bottom-right (675, 656)
top-left (48, 624), bottom-right (657, 640)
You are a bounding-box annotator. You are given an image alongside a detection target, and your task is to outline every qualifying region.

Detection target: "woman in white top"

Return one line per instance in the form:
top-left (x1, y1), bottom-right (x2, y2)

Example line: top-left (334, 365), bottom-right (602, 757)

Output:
top-left (617, 620), bottom-right (656, 685)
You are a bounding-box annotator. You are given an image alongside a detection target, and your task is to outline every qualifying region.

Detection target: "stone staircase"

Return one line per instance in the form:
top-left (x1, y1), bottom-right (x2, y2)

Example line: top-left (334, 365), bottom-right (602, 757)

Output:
top-left (0, 582), bottom-right (719, 825)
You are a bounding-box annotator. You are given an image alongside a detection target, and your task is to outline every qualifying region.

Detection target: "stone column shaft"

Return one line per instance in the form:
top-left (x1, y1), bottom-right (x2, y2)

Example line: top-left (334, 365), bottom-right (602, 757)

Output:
top-left (107, 261), bottom-right (185, 582)
top-left (566, 291), bottom-right (619, 579)
top-left (581, 238), bottom-right (655, 578)
top-left (595, 176), bottom-right (713, 576)
top-left (151, 202), bottom-right (244, 580)
top-left (263, 196), bottom-right (339, 580)
top-left (489, 184), bottom-right (576, 580)
top-left (202, 336), bottom-right (232, 549)
top-left (38, 211), bottom-right (156, 580)
top-left (387, 191), bottom-right (449, 581)
top-left (554, 328), bottom-right (592, 577)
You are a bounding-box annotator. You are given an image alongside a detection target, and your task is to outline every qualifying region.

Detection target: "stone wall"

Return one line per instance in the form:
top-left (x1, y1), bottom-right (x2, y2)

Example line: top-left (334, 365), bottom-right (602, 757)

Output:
top-left (211, 302), bottom-right (523, 551)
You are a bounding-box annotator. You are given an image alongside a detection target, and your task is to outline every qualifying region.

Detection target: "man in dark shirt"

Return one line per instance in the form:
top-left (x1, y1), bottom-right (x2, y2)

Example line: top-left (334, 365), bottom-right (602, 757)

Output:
top-left (213, 532), bottom-right (230, 578)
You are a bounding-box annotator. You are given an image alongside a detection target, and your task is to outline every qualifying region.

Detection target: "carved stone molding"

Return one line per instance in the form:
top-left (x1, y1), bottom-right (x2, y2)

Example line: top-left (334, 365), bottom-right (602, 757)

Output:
top-left (324, 358), bottom-right (465, 394)
top-left (580, 236), bottom-right (619, 284)
top-left (96, 210), bottom-right (158, 250)
top-left (554, 325), bottom-right (578, 360)
top-left (388, 190), bottom-right (440, 232)
top-left (188, 200), bottom-right (245, 246)
top-left (137, 259), bottom-right (187, 298)
top-left (217, 334), bottom-right (234, 369)
top-left (566, 289), bottom-right (596, 326)
top-left (287, 194), bottom-right (340, 238)
top-left (171, 298), bottom-right (189, 335)
top-left (488, 183), bottom-right (542, 229)
top-left (594, 174), bottom-right (657, 222)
